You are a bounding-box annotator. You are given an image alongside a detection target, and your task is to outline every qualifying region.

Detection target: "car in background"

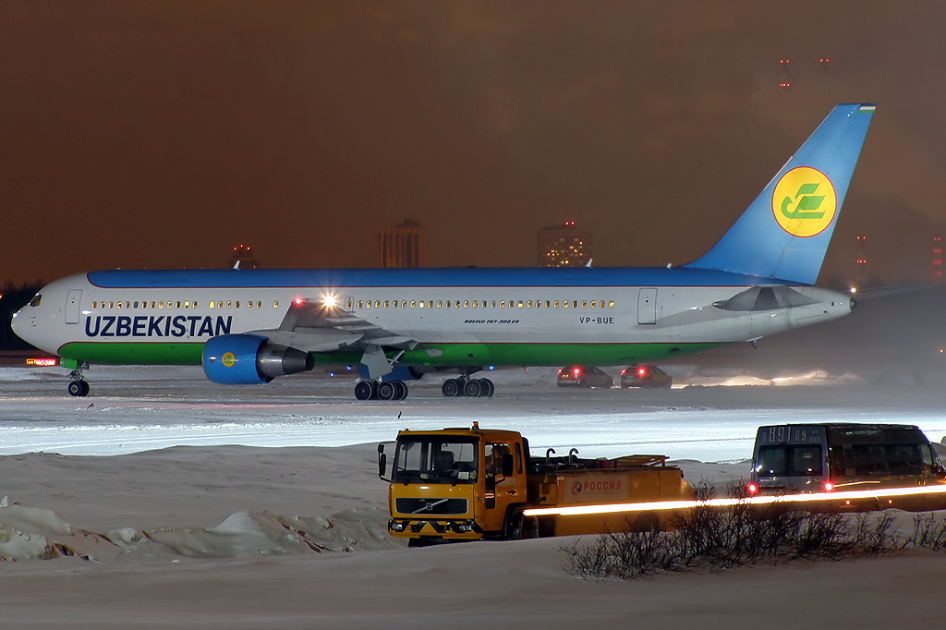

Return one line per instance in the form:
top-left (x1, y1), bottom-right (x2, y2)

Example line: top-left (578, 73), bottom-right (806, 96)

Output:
top-left (621, 364), bottom-right (673, 389)
top-left (556, 366), bottom-right (614, 389)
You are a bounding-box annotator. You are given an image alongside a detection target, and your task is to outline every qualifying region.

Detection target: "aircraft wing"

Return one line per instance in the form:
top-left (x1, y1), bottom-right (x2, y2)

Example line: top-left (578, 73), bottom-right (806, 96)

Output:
top-left (249, 298), bottom-right (417, 354)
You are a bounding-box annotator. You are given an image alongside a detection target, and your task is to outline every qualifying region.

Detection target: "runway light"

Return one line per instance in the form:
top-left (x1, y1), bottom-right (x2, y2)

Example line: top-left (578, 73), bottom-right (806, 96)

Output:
top-left (26, 357), bottom-right (58, 367)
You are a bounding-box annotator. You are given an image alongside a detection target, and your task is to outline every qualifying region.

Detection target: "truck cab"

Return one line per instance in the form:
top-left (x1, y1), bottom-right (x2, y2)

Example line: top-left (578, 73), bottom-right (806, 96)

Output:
top-left (380, 423), bottom-right (528, 544)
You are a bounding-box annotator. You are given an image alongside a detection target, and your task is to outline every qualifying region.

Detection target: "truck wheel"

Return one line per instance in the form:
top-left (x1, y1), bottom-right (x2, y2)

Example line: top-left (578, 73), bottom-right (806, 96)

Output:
top-left (517, 515), bottom-right (540, 539)
top-left (503, 506), bottom-right (528, 540)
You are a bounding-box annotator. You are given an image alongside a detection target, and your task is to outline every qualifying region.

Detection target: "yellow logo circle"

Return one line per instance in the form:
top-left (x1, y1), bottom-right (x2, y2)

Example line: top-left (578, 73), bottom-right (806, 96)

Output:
top-left (771, 166), bottom-right (837, 237)
top-left (221, 352), bottom-right (236, 368)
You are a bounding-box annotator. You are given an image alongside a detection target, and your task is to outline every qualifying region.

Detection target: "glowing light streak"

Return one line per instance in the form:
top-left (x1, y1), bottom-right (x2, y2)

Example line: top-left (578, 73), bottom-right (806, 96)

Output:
top-left (26, 357), bottom-right (58, 367)
top-left (522, 485), bottom-right (946, 518)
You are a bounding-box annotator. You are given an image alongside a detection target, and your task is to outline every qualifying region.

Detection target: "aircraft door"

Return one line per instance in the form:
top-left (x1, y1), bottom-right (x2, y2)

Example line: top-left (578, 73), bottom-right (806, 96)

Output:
top-left (637, 288), bottom-right (657, 325)
top-left (65, 290), bottom-right (82, 324)
top-left (483, 441), bottom-right (527, 533)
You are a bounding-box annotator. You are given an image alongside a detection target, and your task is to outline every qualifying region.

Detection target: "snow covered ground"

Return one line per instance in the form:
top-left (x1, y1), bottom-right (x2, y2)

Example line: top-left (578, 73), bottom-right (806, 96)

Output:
top-left (4, 286), bottom-right (946, 629)
top-left (1, 353), bottom-right (946, 628)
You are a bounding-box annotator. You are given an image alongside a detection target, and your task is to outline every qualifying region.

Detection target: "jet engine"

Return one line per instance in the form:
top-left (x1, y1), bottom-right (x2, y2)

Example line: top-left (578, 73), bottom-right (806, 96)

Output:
top-left (202, 334), bottom-right (314, 385)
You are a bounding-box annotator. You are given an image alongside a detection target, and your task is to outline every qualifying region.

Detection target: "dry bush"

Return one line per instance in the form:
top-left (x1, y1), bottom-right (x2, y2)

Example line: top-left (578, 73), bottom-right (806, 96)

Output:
top-left (910, 513), bottom-right (946, 550)
top-left (561, 482), bottom-right (906, 581)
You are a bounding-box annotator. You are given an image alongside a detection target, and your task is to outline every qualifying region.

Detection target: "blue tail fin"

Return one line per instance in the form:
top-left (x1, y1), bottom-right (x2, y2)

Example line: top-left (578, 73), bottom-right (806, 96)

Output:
top-left (684, 103), bottom-right (875, 284)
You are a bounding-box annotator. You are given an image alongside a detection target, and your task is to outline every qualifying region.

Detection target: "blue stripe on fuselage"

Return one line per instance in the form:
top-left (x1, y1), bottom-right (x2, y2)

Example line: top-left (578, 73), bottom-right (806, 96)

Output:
top-left (87, 267), bottom-right (795, 289)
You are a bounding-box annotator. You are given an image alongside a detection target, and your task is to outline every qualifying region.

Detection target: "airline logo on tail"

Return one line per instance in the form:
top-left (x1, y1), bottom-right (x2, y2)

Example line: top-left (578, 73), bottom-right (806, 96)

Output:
top-left (772, 166), bottom-right (837, 237)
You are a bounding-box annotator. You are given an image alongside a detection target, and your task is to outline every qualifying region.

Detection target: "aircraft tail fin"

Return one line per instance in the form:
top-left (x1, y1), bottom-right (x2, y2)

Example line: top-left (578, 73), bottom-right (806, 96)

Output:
top-left (684, 103), bottom-right (875, 285)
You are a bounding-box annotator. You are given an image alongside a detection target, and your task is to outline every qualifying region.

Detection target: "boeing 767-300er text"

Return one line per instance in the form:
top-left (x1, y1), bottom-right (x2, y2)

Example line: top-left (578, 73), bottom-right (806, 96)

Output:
top-left (13, 103), bottom-right (875, 400)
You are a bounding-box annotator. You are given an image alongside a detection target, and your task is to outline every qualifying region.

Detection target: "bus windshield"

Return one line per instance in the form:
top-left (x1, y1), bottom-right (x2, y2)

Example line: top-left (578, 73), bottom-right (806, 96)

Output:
top-left (392, 436), bottom-right (479, 484)
top-left (755, 445), bottom-right (823, 478)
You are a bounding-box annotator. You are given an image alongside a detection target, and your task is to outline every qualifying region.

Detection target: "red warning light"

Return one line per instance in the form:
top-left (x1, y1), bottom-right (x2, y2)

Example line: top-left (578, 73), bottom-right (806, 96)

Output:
top-left (26, 357), bottom-right (58, 367)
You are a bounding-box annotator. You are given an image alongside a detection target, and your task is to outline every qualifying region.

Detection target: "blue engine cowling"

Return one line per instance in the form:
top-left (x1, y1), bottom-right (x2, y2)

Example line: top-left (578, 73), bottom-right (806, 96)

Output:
top-left (202, 334), bottom-right (314, 385)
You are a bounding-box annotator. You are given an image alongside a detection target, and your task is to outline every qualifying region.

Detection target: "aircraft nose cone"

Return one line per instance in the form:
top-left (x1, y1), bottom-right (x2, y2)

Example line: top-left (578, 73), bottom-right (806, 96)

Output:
top-left (11, 306), bottom-right (37, 346)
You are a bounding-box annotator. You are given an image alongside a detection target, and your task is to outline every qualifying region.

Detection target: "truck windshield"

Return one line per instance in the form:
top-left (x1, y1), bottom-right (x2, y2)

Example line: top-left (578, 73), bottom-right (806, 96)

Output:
top-left (392, 436), bottom-right (479, 484)
top-left (755, 445), bottom-right (823, 478)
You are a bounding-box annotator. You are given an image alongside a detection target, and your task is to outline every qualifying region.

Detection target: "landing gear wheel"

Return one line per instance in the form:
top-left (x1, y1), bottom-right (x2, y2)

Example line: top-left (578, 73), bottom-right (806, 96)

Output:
top-left (377, 381), bottom-right (397, 401)
top-left (392, 380), bottom-right (408, 401)
top-left (68, 381), bottom-right (89, 397)
top-left (463, 379), bottom-right (482, 398)
top-left (442, 378), bottom-right (461, 397)
top-left (354, 380), bottom-right (375, 400)
top-left (480, 379), bottom-right (494, 398)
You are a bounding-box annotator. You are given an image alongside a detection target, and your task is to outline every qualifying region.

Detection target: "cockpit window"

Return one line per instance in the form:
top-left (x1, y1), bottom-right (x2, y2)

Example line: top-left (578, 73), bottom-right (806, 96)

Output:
top-left (29, 294), bottom-right (42, 307)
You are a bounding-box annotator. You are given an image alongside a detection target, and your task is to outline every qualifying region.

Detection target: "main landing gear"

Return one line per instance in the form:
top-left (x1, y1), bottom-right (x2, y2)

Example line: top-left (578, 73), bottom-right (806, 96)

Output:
top-left (442, 376), bottom-right (494, 398)
top-left (354, 380), bottom-right (409, 401)
top-left (68, 363), bottom-right (91, 397)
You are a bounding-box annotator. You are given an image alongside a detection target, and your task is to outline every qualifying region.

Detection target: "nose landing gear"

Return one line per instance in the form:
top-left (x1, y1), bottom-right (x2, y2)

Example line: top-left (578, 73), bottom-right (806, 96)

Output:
top-left (67, 363), bottom-right (91, 397)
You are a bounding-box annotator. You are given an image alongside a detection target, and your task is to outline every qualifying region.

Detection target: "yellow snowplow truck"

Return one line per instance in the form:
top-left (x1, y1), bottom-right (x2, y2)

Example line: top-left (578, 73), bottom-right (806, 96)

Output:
top-left (378, 422), bottom-right (694, 546)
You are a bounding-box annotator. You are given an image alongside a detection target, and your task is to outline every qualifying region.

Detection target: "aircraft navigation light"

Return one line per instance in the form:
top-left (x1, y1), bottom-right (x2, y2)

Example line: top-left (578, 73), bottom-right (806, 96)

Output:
top-left (294, 297), bottom-right (303, 306)
top-left (322, 294), bottom-right (338, 308)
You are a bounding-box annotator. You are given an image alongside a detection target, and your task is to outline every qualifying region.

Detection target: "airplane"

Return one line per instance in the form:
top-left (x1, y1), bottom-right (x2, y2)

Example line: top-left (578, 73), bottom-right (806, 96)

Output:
top-left (12, 103), bottom-right (875, 401)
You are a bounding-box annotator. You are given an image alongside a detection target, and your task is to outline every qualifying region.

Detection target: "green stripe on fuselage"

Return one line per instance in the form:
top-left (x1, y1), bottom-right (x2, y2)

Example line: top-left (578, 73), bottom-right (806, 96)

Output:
top-left (60, 341), bottom-right (724, 368)
top-left (60, 342), bottom-right (205, 365)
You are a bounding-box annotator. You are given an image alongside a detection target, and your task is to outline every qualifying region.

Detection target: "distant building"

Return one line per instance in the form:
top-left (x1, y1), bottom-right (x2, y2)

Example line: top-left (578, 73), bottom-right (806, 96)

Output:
top-left (778, 58), bottom-right (791, 90)
top-left (538, 221), bottom-right (593, 267)
top-left (933, 236), bottom-right (942, 282)
top-left (377, 220), bottom-right (425, 268)
top-left (854, 235), bottom-right (867, 287)
top-left (229, 244), bottom-right (258, 269)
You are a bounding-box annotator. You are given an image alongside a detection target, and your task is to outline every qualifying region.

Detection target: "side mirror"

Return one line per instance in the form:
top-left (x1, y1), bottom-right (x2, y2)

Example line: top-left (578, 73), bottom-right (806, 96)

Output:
top-left (377, 443), bottom-right (390, 481)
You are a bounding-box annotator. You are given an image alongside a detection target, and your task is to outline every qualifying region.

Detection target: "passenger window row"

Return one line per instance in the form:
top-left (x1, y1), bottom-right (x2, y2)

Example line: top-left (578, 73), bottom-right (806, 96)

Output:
top-left (90, 300), bottom-right (278, 310)
top-left (346, 298), bottom-right (616, 310)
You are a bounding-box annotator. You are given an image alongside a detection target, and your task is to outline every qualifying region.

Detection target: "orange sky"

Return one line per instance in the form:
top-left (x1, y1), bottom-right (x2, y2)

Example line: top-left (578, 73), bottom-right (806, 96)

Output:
top-left (2, 1), bottom-right (945, 287)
